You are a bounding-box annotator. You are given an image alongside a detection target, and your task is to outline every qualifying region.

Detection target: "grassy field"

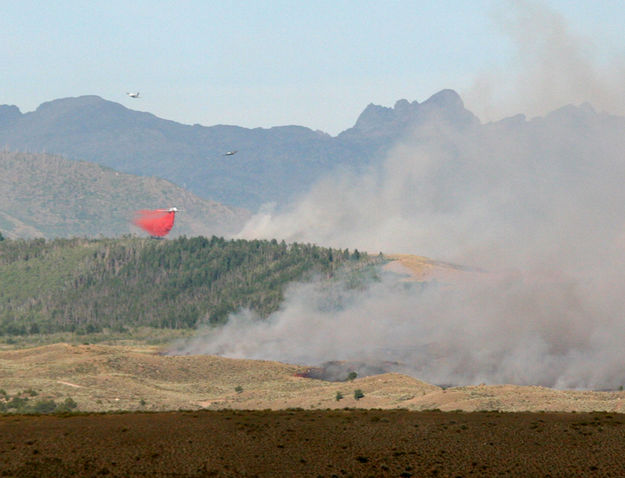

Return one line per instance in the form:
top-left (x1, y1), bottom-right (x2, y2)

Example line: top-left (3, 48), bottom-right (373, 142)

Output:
top-left (0, 327), bottom-right (195, 349)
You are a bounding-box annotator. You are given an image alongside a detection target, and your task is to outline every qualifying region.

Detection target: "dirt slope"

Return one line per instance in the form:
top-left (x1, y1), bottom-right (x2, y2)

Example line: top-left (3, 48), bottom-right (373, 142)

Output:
top-left (384, 253), bottom-right (481, 282)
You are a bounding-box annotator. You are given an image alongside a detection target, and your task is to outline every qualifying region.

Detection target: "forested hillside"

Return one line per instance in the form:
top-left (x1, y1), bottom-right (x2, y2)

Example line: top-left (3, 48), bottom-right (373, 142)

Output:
top-left (0, 236), bottom-right (378, 336)
top-left (0, 151), bottom-right (248, 239)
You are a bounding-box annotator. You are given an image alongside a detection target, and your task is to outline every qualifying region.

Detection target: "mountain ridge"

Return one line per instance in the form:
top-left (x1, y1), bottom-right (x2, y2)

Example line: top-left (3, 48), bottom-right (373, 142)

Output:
top-left (0, 90), bottom-right (481, 210)
top-left (2, 91), bottom-right (622, 214)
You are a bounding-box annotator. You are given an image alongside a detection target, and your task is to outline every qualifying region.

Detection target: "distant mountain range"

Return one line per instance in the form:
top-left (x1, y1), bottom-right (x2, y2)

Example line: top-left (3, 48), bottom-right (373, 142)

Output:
top-left (2, 89), bottom-right (625, 241)
top-left (0, 151), bottom-right (247, 239)
top-left (0, 90), bottom-right (478, 210)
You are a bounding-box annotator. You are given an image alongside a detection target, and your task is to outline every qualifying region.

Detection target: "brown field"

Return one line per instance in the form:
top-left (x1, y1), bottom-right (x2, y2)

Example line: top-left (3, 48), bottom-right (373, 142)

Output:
top-left (2, 409), bottom-right (625, 477)
top-left (3, 344), bottom-right (625, 477)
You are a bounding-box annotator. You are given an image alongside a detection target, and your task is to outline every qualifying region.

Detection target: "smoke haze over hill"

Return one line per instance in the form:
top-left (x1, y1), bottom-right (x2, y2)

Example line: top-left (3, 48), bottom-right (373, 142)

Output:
top-left (180, 101), bottom-right (625, 389)
top-left (176, 98), bottom-right (625, 390)
top-left (180, 3), bottom-right (625, 389)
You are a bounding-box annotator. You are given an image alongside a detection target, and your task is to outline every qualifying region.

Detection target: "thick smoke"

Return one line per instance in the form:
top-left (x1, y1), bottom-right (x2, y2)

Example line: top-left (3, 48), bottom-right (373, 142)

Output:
top-left (176, 267), bottom-right (625, 389)
top-left (172, 2), bottom-right (625, 389)
top-left (175, 107), bottom-right (625, 389)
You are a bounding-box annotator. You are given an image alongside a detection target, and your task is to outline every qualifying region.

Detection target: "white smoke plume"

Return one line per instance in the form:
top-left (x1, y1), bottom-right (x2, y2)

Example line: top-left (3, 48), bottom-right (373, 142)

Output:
top-left (173, 1), bottom-right (625, 389)
top-left (175, 108), bottom-right (625, 389)
top-left (465, 0), bottom-right (625, 122)
top-left (176, 268), bottom-right (625, 389)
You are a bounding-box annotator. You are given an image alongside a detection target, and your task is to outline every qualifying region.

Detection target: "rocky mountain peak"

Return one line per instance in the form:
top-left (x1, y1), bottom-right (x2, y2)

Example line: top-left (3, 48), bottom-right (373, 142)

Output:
top-left (0, 104), bottom-right (22, 129)
top-left (345, 89), bottom-right (478, 139)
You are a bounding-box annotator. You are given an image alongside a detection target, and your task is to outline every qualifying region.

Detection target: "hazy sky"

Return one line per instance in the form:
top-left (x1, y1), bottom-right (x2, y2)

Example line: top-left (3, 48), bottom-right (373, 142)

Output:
top-left (2, 0), bottom-right (624, 135)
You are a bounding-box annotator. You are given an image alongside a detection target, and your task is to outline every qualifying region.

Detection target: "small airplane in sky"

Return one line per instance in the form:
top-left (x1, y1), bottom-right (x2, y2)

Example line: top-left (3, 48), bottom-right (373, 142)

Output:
top-left (223, 150), bottom-right (238, 156)
top-left (126, 92), bottom-right (140, 98)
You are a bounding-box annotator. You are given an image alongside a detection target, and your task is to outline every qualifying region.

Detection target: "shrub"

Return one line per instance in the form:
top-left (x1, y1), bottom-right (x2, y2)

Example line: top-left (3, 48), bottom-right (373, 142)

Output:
top-left (335, 391), bottom-right (343, 401)
top-left (7, 396), bottom-right (28, 410)
top-left (354, 389), bottom-right (364, 400)
top-left (33, 399), bottom-right (57, 414)
top-left (56, 397), bottom-right (79, 413)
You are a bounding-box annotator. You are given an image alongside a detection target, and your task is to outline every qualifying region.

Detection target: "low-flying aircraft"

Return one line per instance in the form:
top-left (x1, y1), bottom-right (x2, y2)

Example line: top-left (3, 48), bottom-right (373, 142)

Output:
top-left (126, 92), bottom-right (140, 98)
top-left (223, 150), bottom-right (238, 156)
top-left (132, 207), bottom-right (180, 238)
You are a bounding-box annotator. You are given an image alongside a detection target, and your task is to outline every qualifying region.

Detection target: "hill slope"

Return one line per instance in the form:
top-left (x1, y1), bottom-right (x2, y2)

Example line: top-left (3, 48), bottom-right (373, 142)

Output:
top-left (0, 151), bottom-right (247, 239)
top-left (1, 343), bottom-right (624, 413)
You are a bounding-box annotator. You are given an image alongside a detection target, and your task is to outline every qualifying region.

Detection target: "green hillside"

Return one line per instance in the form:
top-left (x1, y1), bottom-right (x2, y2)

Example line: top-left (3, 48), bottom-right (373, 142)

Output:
top-left (0, 151), bottom-right (248, 239)
top-left (0, 236), bottom-right (378, 337)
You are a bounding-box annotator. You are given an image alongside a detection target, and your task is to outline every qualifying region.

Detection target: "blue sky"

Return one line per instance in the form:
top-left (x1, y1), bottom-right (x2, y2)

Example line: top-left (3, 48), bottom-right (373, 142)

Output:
top-left (2, 0), bottom-right (624, 134)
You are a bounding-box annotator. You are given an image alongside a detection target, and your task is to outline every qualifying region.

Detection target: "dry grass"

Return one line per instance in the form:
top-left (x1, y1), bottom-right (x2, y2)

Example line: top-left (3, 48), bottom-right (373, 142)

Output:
top-left (2, 343), bottom-right (625, 413)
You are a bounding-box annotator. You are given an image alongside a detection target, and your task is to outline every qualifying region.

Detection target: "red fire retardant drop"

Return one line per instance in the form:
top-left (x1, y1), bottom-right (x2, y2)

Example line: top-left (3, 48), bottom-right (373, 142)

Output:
top-left (132, 209), bottom-right (176, 237)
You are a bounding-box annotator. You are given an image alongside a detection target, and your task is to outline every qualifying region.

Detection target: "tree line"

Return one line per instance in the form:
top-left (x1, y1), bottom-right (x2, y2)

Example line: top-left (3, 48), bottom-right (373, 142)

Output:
top-left (0, 235), bottom-right (380, 335)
